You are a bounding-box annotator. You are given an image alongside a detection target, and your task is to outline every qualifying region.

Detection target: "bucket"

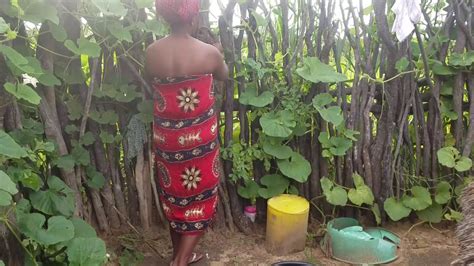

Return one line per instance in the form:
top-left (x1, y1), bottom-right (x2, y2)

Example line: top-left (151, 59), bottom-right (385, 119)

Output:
top-left (266, 194), bottom-right (310, 255)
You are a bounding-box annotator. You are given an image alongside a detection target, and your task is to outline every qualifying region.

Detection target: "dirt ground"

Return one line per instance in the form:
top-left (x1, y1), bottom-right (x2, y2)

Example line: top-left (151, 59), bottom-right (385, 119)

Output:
top-left (105, 222), bottom-right (459, 266)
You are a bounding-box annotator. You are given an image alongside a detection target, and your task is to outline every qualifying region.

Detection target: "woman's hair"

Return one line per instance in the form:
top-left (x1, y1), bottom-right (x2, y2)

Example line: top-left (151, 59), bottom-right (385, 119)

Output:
top-left (155, 0), bottom-right (200, 25)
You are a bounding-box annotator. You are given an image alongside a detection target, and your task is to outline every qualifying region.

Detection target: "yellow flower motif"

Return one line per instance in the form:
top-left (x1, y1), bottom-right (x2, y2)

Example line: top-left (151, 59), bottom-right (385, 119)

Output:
top-left (177, 88), bottom-right (200, 112)
top-left (181, 166), bottom-right (202, 190)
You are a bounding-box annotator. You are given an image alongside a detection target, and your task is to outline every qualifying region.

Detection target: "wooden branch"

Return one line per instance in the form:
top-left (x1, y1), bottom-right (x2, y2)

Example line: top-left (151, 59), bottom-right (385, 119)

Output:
top-left (79, 58), bottom-right (99, 138)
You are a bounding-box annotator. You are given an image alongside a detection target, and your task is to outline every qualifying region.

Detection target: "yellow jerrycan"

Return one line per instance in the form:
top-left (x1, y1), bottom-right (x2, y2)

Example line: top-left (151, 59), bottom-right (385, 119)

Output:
top-left (266, 194), bottom-right (310, 255)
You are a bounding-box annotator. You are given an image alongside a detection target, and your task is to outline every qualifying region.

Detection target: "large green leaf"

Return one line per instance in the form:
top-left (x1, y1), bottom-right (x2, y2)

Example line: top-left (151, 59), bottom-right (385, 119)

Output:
top-left (64, 38), bottom-right (101, 58)
top-left (432, 62), bottom-right (455, 75)
top-left (262, 141), bottom-right (292, 159)
top-left (260, 110), bottom-right (296, 138)
top-left (72, 145), bottom-right (91, 166)
top-left (0, 44), bottom-right (28, 66)
top-left (449, 51), bottom-right (474, 67)
top-left (0, 170), bottom-right (18, 195)
top-left (455, 157), bottom-right (472, 172)
top-left (0, 130), bottom-right (28, 158)
top-left (348, 173), bottom-right (374, 206)
top-left (29, 176), bottom-right (75, 217)
top-left (395, 57), bottom-right (409, 73)
top-left (312, 93), bottom-right (334, 108)
top-left (435, 181), bottom-right (451, 204)
top-left (444, 209), bottom-right (463, 222)
top-left (54, 155), bottom-right (76, 170)
top-left (67, 237), bottom-right (107, 266)
top-left (319, 106), bottom-right (344, 126)
top-left (4, 82), bottom-right (41, 105)
top-left (86, 167), bottom-right (106, 190)
top-left (329, 137), bottom-right (352, 156)
top-left (18, 214), bottom-right (74, 245)
top-left (277, 152), bottom-right (311, 182)
top-left (238, 180), bottom-right (260, 199)
top-left (71, 218), bottom-right (97, 238)
top-left (402, 186), bottom-right (432, 211)
top-left (296, 57), bottom-right (347, 83)
top-left (437, 146), bottom-right (457, 168)
top-left (91, 0), bottom-right (128, 17)
top-left (239, 87), bottom-right (274, 107)
top-left (384, 197), bottom-right (411, 221)
top-left (416, 203), bottom-right (443, 223)
top-left (22, 1), bottom-right (59, 24)
top-left (107, 21), bottom-right (132, 42)
top-left (320, 177), bottom-right (348, 206)
top-left (258, 174), bottom-right (290, 199)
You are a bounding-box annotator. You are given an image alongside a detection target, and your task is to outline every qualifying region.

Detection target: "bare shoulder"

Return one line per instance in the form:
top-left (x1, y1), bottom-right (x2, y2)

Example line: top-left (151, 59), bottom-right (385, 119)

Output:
top-left (146, 38), bottom-right (167, 56)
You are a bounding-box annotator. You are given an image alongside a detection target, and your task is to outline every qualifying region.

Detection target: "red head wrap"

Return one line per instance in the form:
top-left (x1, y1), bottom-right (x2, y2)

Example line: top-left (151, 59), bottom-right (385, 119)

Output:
top-left (155, 0), bottom-right (200, 24)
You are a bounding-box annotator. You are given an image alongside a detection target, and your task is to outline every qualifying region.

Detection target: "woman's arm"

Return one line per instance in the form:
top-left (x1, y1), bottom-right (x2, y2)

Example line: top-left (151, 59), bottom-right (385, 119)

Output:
top-left (211, 45), bottom-right (229, 81)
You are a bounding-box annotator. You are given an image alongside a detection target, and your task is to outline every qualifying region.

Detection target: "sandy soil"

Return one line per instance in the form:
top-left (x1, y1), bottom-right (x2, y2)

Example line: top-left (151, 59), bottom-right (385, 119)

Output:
top-left (105, 222), bottom-right (459, 266)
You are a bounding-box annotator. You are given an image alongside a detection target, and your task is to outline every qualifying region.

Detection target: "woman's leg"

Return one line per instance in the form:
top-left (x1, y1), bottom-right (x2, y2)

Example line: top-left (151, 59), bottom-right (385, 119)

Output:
top-left (169, 228), bottom-right (181, 260)
top-left (172, 232), bottom-right (203, 266)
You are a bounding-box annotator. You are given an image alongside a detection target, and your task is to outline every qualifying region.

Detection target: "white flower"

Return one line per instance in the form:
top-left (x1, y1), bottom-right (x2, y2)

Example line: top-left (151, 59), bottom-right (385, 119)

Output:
top-left (181, 166), bottom-right (202, 190)
top-left (22, 74), bottom-right (38, 88)
top-left (177, 88), bottom-right (200, 112)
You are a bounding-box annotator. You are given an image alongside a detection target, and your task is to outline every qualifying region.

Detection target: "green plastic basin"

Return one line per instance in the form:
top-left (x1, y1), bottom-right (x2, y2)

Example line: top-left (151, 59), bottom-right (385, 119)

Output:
top-left (321, 218), bottom-right (400, 265)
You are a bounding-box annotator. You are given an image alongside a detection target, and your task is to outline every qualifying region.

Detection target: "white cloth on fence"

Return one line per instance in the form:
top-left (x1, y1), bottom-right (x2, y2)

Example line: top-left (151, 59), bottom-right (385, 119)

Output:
top-left (391, 0), bottom-right (422, 42)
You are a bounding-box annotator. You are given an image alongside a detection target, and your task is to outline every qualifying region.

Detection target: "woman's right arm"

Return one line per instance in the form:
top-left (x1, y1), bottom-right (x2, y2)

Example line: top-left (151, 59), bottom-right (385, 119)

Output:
top-left (211, 45), bottom-right (229, 81)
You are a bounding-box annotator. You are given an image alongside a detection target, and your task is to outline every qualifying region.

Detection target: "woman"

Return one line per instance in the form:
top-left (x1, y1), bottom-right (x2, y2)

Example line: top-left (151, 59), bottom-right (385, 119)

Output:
top-left (145, 0), bottom-right (228, 265)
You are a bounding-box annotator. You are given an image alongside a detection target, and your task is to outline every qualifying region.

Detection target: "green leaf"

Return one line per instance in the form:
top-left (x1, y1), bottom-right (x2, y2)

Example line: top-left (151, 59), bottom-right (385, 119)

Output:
top-left (416, 203), bottom-right (443, 223)
top-left (384, 197), bottom-right (411, 221)
top-left (80, 132), bottom-right (96, 146)
top-left (260, 110), bottom-right (296, 138)
top-left (319, 106), bottom-right (344, 126)
top-left (67, 237), bottom-right (107, 266)
top-left (4, 83), bottom-right (41, 105)
top-left (348, 174), bottom-right (374, 206)
top-left (22, 2), bottom-right (59, 24)
top-left (312, 93), bottom-right (334, 108)
top-left (0, 130), bottom-right (28, 158)
top-left (91, 0), bottom-right (128, 17)
top-left (320, 177), bottom-right (348, 206)
top-left (437, 147), bottom-right (458, 168)
top-left (435, 181), bottom-right (451, 204)
top-left (258, 174), bottom-right (290, 199)
top-left (86, 167), bottom-right (106, 190)
top-left (137, 100), bottom-right (153, 123)
top-left (143, 19), bottom-right (168, 35)
top-left (0, 191), bottom-right (12, 206)
top-left (277, 152), bottom-right (311, 182)
top-left (371, 203), bottom-right (382, 225)
top-left (18, 171), bottom-right (43, 191)
top-left (262, 142), bottom-right (292, 159)
top-left (49, 22), bottom-right (67, 42)
top-left (455, 157), bottom-right (472, 172)
top-left (328, 137), bottom-right (352, 156)
top-left (444, 209), bottom-right (463, 222)
top-left (38, 72), bottom-right (61, 86)
top-left (449, 51), bottom-right (474, 67)
top-left (326, 187), bottom-right (348, 206)
top-left (71, 218), bottom-right (97, 238)
top-left (0, 44), bottom-right (28, 66)
top-left (18, 214), bottom-right (74, 245)
top-left (100, 131), bottom-right (115, 144)
top-left (0, 18), bottom-right (9, 33)
top-left (296, 57), bottom-right (347, 83)
top-left (402, 186), bottom-right (432, 211)
top-left (396, 57), bottom-right (410, 72)
top-left (29, 176), bottom-right (75, 217)
top-left (0, 170), bottom-right (18, 195)
top-left (239, 87), bottom-right (274, 107)
top-left (237, 180), bottom-right (260, 199)
top-left (432, 62), bottom-right (455, 75)
top-left (72, 145), bottom-right (91, 166)
top-left (64, 38), bottom-right (101, 58)
top-left (54, 155), bottom-right (76, 170)
top-left (108, 21), bottom-right (132, 42)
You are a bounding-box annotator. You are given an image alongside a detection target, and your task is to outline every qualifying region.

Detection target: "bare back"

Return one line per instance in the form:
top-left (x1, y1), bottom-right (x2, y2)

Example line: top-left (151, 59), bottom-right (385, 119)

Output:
top-left (145, 36), bottom-right (228, 81)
